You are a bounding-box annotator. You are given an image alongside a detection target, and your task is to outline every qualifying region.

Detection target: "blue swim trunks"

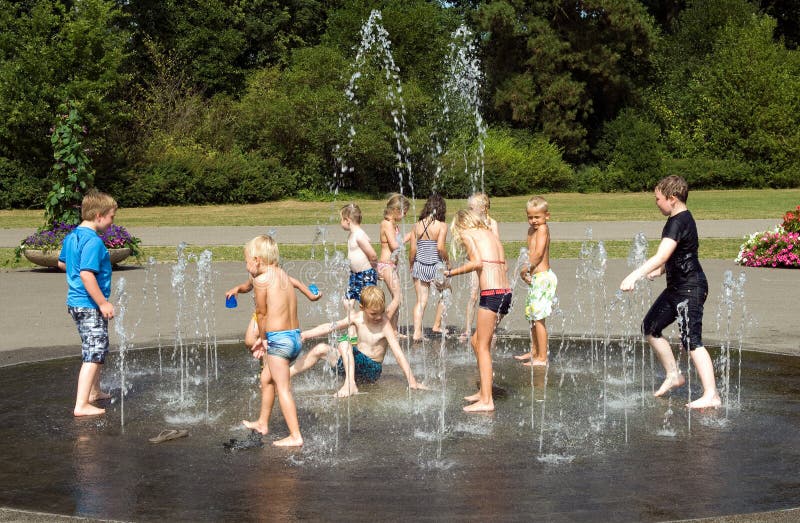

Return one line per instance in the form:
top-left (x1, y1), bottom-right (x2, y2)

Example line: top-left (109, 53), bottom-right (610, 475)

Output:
top-left (266, 328), bottom-right (302, 363)
top-left (336, 346), bottom-right (383, 384)
top-left (346, 268), bottom-right (378, 301)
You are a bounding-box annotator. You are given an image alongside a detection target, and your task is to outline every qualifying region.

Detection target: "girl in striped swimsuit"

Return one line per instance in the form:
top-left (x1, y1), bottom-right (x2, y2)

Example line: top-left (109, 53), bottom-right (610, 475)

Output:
top-left (409, 193), bottom-right (449, 342)
top-left (445, 209), bottom-right (511, 413)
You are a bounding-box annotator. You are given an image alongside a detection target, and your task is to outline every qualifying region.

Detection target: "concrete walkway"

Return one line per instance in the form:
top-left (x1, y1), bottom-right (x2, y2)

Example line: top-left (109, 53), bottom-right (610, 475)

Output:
top-left (0, 220), bottom-right (796, 366)
top-left (0, 219), bottom-right (777, 247)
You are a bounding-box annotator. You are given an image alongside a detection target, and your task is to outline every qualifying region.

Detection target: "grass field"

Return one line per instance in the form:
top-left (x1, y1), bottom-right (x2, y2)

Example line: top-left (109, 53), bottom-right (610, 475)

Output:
top-left (0, 238), bottom-right (744, 269)
top-left (1, 188), bottom-right (798, 227)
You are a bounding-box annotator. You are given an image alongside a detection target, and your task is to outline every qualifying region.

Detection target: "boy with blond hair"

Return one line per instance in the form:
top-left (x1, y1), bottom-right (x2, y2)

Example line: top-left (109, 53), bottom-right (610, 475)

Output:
top-left (240, 235), bottom-right (314, 446)
top-left (340, 203), bottom-right (378, 306)
top-left (516, 196), bottom-right (557, 366)
top-left (58, 190), bottom-right (118, 417)
top-left (292, 286), bottom-right (426, 397)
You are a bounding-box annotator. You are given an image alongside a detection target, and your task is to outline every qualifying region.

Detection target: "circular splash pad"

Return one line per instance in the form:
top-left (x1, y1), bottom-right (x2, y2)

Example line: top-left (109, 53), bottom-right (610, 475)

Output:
top-left (1, 338), bottom-right (799, 521)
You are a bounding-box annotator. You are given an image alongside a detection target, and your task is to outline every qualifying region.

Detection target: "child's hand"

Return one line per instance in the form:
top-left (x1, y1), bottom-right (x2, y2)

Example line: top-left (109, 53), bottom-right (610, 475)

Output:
top-left (99, 301), bottom-right (115, 320)
top-left (225, 288), bottom-right (238, 299)
top-left (520, 268), bottom-right (532, 285)
top-left (409, 380), bottom-right (429, 391)
top-left (250, 338), bottom-right (266, 359)
top-left (620, 272), bottom-right (639, 292)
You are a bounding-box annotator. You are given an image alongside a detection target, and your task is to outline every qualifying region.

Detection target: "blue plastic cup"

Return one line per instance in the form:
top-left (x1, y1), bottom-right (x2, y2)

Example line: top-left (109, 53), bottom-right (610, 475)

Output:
top-left (309, 284), bottom-right (319, 296)
top-left (225, 295), bottom-right (238, 308)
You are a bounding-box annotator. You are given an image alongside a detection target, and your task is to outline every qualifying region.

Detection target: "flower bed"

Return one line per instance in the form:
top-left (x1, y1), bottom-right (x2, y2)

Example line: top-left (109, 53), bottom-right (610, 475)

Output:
top-left (736, 205), bottom-right (800, 268)
top-left (17, 222), bottom-right (140, 259)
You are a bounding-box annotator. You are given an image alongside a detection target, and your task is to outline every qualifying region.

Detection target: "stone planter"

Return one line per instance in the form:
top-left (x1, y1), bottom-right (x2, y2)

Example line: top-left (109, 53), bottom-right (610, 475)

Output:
top-left (23, 247), bottom-right (132, 268)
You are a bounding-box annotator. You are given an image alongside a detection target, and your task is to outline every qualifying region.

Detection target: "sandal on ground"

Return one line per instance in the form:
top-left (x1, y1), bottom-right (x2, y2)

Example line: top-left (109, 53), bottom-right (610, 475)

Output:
top-left (149, 429), bottom-right (189, 444)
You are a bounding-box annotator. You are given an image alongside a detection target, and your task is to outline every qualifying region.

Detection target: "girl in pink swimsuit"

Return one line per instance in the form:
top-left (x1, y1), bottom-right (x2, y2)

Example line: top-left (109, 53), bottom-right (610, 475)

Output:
top-left (445, 209), bottom-right (511, 413)
top-left (377, 193), bottom-right (409, 336)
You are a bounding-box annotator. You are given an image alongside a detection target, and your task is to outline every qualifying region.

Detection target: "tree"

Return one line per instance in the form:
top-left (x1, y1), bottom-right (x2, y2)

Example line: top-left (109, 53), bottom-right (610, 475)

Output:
top-left (651, 6), bottom-right (800, 185)
top-left (472, 0), bottom-right (659, 162)
top-left (122, 0), bottom-right (330, 95)
top-left (0, 0), bottom-right (130, 202)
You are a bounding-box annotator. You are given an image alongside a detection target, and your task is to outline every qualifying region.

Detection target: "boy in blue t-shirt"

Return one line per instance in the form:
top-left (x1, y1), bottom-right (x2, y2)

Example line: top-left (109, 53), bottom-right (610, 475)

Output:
top-left (620, 176), bottom-right (720, 409)
top-left (58, 190), bottom-right (118, 417)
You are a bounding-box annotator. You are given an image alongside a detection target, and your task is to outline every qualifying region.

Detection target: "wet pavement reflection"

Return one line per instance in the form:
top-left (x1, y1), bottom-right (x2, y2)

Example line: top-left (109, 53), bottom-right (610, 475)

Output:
top-left (1, 339), bottom-right (799, 521)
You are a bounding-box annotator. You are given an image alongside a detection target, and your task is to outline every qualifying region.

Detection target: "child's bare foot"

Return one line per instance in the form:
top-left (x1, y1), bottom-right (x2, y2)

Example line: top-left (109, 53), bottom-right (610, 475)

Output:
top-left (74, 405), bottom-right (105, 417)
top-left (654, 372), bottom-right (685, 397)
top-left (273, 435), bottom-right (303, 447)
top-left (242, 420), bottom-right (269, 435)
top-left (412, 336), bottom-right (428, 343)
top-left (523, 359), bottom-right (548, 367)
top-left (89, 391), bottom-right (112, 402)
top-left (463, 392), bottom-right (480, 402)
top-left (514, 352), bottom-right (533, 361)
top-left (335, 382), bottom-right (358, 397)
top-left (687, 394), bottom-right (721, 409)
top-left (463, 400), bottom-right (494, 413)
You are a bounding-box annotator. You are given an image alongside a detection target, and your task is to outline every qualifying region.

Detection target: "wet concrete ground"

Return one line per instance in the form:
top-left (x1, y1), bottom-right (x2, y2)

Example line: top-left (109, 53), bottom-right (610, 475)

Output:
top-left (1, 222), bottom-right (798, 521)
top-left (1, 339), bottom-right (799, 521)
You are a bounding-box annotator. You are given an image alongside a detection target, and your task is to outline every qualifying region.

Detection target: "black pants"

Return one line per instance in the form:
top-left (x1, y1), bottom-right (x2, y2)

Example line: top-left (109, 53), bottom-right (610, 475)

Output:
top-left (642, 280), bottom-right (708, 351)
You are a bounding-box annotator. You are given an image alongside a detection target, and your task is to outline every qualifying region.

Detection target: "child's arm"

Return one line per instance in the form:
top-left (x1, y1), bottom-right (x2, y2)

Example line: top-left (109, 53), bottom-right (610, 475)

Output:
top-left (445, 233), bottom-right (481, 277)
top-left (80, 270), bottom-right (115, 319)
top-left (620, 237), bottom-right (677, 291)
top-left (356, 231), bottom-right (378, 265)
top-left (436, 222), bottom-right (450, 267)
top-left (521, 225), bottom-right (549, 283)
top-left (225, 279), bottom-right (253, 298)
top-left (251, 279), bottom-right (269, 355)
top-left (301, 317), bottom-right (350, 341)
top-left (289, 276), bottom-right (322, 301)
top-left (408, 226), bottom-right (417, 269)
top-left (383, 324), bottom-right (426, 390)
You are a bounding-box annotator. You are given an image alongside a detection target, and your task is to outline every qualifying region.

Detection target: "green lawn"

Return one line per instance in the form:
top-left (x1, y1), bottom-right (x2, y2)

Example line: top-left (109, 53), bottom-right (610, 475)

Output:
top-left (1, 188), bottom-right (798, 227)
top-left (0, 238), bottom-right (744, 270)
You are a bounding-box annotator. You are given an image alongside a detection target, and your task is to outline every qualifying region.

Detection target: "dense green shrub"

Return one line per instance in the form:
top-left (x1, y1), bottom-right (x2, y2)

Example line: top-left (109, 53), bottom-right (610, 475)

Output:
top-left (595, 109), bottom-right (665, 191)
top-left (572, 164), bottom-right (627, 193)
top-left (432, 128), bottom-right (573, 197)
top-left (0, 157), bottom-right (45, 209)
top-left (112, 139), bottom-right (295, 206)
top-left (663, 157), bottom-right (760, 189)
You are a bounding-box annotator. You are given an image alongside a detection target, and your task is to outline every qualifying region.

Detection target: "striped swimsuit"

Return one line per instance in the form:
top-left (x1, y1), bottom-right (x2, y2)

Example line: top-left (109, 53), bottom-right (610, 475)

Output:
top-left (411, 219), bottom-right (440, 283)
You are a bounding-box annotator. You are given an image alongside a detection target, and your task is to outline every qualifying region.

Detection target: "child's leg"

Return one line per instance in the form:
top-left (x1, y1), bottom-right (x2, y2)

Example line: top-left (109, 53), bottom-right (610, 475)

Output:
top-left (515, 322), bottom-right (536, 361)
top-left (243, 362), bottom-right (275, 434)
top-left (525, 319), bottom-right (548, 366)
top-left (290, 343), bottom-right (333, 377)
top-left (89, 370), bottom-right (110, 402)
top-left (647, 335), bottom-right (685, 397)
top-left (75, 362), bottom-right (105, 417)
top-left (687, 347), bottom-right (721, 408)
top-left (412, 279), bottom-right (429, 341)
top-left (266, 355), bottom-right (303, 446)
top-left (336, 341), bottom-right (358, 397)
top-left (381, 266), bottom-right (403, 334)
top-left (464, 308), bottom-right (497, 412)
top-left (432, 296), bottom-right (445, 333)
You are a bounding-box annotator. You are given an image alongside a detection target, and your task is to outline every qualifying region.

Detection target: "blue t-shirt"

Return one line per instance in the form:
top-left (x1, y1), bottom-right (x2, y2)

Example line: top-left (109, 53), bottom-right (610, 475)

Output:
top-left (58, 226), bottom-right (112, 308)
